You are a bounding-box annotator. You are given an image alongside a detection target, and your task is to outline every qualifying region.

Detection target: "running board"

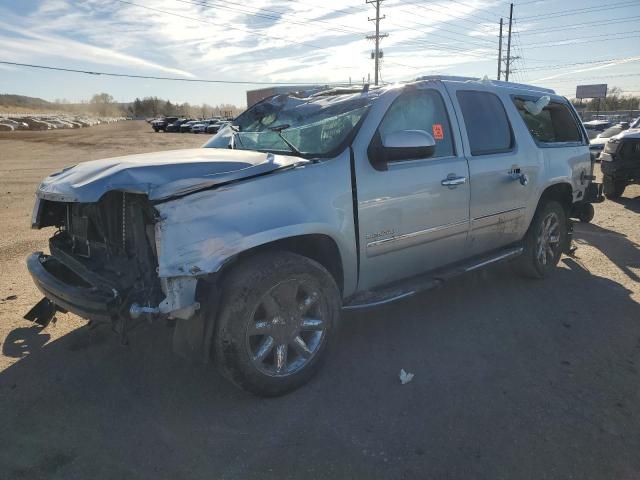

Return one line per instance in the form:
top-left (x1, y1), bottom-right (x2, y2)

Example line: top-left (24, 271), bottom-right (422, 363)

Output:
top-left (342, 245), bottom-right (523, 310)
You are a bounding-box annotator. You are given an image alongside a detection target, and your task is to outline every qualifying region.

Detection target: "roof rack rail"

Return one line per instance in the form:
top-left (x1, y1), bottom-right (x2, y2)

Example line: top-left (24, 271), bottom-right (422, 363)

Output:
top-left (310, 84), bottom-right (381, 97)
top-left (414, 75), bottom-right (556, 95)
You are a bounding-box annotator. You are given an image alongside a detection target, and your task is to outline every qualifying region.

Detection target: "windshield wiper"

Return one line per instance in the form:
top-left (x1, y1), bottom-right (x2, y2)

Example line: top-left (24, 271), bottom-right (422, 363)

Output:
top-left (229, 124), bottom-right (243, 149)
top-left (269, 124), bottom-right (303, 157)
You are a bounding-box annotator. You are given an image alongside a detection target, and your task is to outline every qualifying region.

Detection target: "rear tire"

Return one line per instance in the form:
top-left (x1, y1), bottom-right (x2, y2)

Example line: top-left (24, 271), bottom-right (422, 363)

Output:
top-left (213, 251), bottom-right (341, 396)
top-left (518, 201), bottom-right (568, 279)
top-left (577, 203), bottom-right (595, 223)
top-left (603, 175), bottom-right (626, 199)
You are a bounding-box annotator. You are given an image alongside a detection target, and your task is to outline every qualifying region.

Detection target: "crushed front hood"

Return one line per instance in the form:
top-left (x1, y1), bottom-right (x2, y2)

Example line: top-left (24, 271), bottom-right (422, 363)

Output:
top-left (37, 148), bottom-right (306, 202)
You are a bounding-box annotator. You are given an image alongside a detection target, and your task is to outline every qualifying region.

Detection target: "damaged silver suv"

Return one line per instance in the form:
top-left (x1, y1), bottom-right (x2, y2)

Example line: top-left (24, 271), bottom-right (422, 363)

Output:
top-left (27, 76), bottom-right (599, 396)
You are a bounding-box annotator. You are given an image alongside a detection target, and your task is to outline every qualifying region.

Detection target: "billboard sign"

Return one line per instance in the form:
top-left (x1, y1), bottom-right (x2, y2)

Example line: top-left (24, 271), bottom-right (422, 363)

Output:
top-left (576, 84), bottom-right (607, 99)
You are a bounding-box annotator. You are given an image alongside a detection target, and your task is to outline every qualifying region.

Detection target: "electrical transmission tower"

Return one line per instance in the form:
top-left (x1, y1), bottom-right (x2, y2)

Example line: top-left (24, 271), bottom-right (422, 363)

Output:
top-left (366, 0), bottom-right (388, 86)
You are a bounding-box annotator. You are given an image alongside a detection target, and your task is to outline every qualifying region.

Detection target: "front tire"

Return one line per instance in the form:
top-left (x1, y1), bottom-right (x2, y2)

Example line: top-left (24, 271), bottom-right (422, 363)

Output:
top-left (213, 251), bottom-right (341, 396)
top-left (518, 201), bottom-right (568, 279)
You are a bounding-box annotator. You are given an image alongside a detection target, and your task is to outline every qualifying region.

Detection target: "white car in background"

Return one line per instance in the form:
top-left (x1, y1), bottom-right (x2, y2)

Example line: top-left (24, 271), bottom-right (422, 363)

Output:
top-left (583, 119), bottom-right (611, 140)
top-left (589, 122), bottom-right (630, 160)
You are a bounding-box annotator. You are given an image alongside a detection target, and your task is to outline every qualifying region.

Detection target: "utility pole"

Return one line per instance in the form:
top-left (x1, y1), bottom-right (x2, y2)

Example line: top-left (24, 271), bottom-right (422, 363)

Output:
top-left (505, 3), bottom-right (513, 82)
top-left (497, 18), bottom-right (503, 80)
top-left (366, 0), bottom-right (388, 86)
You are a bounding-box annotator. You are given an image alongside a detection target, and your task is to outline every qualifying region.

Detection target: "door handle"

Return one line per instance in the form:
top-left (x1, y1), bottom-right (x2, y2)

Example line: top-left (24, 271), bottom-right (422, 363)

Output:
top-left (441, 175), bottom-right (467, 187)
top-left (508, 166), bottom-right (529, 186)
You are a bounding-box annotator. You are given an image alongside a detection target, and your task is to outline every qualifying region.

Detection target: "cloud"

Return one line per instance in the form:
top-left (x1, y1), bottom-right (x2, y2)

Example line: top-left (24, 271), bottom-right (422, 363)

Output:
top-left (0, 19), bottom-right (195, 77)
top-left (0, 0), bottom-right (506, 99)
top-left (532, 56), bottom-right (640, 82)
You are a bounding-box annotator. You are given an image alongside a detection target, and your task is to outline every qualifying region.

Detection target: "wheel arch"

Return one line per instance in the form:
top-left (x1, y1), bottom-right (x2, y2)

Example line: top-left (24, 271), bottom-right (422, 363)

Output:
top-left (218, 233), bottom-right (345, 296)
top-left (536, 182), bottom-right (573, 216)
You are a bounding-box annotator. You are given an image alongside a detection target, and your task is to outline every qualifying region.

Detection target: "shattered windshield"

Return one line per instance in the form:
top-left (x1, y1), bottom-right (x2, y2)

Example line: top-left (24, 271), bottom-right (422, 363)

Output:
top-left (203, 92), bottom-right (372, 158)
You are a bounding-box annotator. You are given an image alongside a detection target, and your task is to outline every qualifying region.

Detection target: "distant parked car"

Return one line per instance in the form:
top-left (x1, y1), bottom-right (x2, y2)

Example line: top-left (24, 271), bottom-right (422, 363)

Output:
top-left (205, 121), bottom-right (230, 134)
top-left (180, 120), bottom-right (200, 133)
top-left (166, 118), bottom-right (193, 133)
top-left (589, 122), bottom-right (630, 160)
top-left (0, 123), bottom-right (15, 132)
top-left (583, 119), bottom-right (611, 140)
top-left (42, 118), bottom-right (73, 129)
top-left (191, 119), bottom-right (220, 134)
top-left (151, 117), bottom-right (178, 132)
top-left (0, 118), bottom-right (28, 130)
top-left (16, 118), bottom-right (50, 130)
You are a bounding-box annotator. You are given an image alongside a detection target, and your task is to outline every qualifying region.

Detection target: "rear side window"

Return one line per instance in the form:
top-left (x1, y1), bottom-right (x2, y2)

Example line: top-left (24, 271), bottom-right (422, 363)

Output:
top-left (457, 91), bottom-right (513, 155)
top-left (513, 97), bottom-right (583, 144)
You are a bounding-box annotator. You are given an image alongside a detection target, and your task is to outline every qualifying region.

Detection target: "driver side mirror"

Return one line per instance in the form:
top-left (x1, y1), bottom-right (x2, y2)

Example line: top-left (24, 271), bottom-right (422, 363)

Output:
top-left (369, 129), bottom-right (436, 170)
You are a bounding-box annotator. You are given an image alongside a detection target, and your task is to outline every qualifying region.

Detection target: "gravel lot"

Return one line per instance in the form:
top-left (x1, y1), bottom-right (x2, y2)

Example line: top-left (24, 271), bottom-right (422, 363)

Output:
top-left (1, 120), bottom-right (639, 479)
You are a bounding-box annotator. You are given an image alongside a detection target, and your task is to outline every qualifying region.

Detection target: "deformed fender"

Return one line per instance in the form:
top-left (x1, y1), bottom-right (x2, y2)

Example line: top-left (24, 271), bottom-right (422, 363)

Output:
top-left (153, 150), bottom-right (358, 295)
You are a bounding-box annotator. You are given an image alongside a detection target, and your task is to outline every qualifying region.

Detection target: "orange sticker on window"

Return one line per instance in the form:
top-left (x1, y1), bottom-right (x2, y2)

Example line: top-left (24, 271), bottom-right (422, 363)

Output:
top-left (432, 124), bottom-right (444, 140)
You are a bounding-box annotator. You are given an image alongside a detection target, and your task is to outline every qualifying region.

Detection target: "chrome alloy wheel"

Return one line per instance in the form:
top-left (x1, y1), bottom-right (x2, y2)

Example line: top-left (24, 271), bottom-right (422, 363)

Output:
top-left (536, 212), bottom-right (561, 266)
top-left (246, 279), bottom-right (327, 377)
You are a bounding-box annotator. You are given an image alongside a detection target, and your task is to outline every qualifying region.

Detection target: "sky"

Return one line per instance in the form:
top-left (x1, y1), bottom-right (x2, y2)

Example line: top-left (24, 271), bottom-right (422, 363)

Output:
top-left (0, 0), bottom-right (639, 107)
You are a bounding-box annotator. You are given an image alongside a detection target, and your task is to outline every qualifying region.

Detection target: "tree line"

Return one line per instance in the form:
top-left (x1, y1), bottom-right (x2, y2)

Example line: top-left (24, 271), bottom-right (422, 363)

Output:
top-left (81, 93), bottom-right (242, 118)
top-left (128, 96), bottom-right (242, 119)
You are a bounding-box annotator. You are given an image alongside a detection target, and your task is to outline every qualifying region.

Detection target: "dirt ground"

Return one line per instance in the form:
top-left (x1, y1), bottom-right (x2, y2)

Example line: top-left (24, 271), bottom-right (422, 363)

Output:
top-left (0, 121), bottom-right (639, 479)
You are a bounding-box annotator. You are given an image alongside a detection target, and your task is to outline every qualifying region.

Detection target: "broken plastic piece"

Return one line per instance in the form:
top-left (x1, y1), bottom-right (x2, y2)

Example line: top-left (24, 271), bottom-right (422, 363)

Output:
top-left (524, 96), bottom-right (550, 116)
top-left (23, 297), bottom-right (56, 327)
top-left (399, 369), bottom-right (414, 385)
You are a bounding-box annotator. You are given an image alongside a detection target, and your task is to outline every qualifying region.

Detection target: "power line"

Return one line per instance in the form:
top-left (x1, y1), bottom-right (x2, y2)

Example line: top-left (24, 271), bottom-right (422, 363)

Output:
top-left (116, 0), bottom-right (496, 83)
top-left (524, 57), bottom-right (640, 71)
top-left (122, 0), bottom-right (492, 66)
top-left (520, 1), bottom-right (638, 20)
top-left (183, 0), bottom-right (497, 52)
top-left (0, 61), bottom-right (347, 85)
top-left (512, 20), bottom-right (528, 80)
top-left (525, 32), bottom-right (640, 49)
top-left (439, 0), bottom-right (499, 23)
top-left (527, 29), bottom-right (640, 46)
top-left (113, 0), bottom-right (327, 50)
top-left (175, 0), bottom-right (366, 38)
top-left (386, 16), bottom-right (497, 49)
top-left (539, 72), bottom-right (640, 83)
top-left (517, 16), bottom-right (640, 35)
top-left (400, 0), bottom-right (498, 27)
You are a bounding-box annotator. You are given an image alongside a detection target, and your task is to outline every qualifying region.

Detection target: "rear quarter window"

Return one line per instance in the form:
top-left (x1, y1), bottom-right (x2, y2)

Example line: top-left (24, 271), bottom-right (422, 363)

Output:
top-left (513, 97), bottom-right (584, 145)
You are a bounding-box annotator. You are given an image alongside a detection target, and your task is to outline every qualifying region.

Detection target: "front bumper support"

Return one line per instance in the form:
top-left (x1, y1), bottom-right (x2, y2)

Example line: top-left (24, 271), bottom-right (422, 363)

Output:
top-left (26, 252), bottom-right (119, 323)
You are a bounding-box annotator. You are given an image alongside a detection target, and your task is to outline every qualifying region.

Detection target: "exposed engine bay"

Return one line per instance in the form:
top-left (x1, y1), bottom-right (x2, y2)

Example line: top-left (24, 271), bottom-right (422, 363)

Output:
top-left (28, 193), bottom-right (166, 335)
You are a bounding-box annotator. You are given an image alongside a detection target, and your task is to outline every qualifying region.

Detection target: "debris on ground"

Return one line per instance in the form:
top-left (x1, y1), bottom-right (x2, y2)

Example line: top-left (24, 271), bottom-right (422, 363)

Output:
top-left (399, 369), bottom-right (414, 385)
